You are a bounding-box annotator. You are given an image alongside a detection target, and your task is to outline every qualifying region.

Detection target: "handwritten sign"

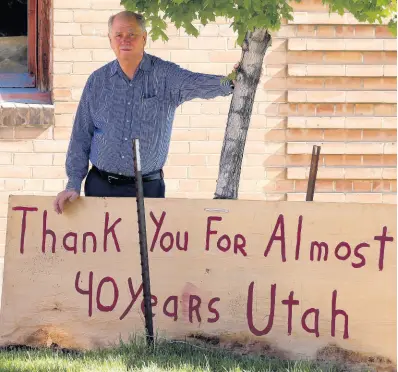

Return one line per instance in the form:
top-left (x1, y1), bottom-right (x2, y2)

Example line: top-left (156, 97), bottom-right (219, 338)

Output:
top-left (0, 195), bottom-right (396, 364)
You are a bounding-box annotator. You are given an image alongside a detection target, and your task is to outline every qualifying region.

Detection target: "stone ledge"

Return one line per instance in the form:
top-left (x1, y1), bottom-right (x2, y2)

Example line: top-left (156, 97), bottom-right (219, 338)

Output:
top-left (0, 103), bottom-right (54, 127)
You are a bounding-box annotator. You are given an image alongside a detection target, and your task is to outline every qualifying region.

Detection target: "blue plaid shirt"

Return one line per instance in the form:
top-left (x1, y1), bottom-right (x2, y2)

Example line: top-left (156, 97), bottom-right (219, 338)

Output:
top-left (65, 52), bottom-right (233, 193)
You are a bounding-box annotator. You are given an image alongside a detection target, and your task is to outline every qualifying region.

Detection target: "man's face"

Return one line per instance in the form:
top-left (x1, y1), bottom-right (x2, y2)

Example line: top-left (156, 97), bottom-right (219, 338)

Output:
top-left (109, 15), bottom-right (147, 61)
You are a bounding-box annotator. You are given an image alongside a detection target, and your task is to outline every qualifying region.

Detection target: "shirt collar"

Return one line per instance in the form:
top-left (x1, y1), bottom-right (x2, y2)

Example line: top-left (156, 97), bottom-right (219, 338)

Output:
top-left (110, 52), bottom-right (152, 77)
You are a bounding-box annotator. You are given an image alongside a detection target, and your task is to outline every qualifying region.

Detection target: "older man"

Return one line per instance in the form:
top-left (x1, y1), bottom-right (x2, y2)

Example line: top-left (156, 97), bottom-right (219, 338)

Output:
top-left (53, 11), bottom-right (235, 214)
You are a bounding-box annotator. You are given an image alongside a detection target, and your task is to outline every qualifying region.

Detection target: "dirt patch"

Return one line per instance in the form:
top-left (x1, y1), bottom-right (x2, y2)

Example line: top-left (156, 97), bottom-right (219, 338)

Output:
top-left (187, 333), bottom-right (397, 372)
top-left (316, 343), bottom-right (396, 372)
top-left (187, 332), bottom-right (289, 360)
top-left (0, 326), bottom-right (83, 355)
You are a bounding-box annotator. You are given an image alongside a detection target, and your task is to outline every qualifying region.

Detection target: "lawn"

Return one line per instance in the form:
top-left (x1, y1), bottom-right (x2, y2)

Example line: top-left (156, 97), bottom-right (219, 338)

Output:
top-left (0, 336), bottom-right (345, 372)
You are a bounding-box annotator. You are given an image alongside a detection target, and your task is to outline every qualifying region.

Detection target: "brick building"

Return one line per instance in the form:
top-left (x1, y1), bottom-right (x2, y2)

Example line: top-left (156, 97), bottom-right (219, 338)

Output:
top-left (0, 0), bottom-right (396, 254)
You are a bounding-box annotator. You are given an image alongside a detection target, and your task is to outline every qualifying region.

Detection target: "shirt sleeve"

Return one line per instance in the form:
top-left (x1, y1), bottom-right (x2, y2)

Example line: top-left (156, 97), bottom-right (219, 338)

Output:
top-left (166, 62), bottom-right (234, 106)
top-left (65, 75), bottom-right (95, 194)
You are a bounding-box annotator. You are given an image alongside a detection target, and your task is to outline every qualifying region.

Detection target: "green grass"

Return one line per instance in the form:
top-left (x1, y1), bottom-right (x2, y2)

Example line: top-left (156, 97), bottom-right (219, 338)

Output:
top-left (0, 336), bottom-right (344, 372)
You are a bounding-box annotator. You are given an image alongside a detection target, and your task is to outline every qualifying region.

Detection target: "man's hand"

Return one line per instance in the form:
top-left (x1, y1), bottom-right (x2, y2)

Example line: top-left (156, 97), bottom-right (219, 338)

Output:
top-left (53, 189), bottom-right (79, 214)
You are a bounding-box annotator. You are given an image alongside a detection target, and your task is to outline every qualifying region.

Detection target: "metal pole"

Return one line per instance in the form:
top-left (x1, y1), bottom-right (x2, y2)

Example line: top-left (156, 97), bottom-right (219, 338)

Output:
top-left (132, 138), bottom-right (154, 346)
top-left (306, 145), bottom-right (321, 202)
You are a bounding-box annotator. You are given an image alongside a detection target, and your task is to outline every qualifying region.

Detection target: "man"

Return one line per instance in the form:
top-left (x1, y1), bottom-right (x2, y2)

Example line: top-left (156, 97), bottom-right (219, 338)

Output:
top-left (53, 11), bottom-right (236, 214)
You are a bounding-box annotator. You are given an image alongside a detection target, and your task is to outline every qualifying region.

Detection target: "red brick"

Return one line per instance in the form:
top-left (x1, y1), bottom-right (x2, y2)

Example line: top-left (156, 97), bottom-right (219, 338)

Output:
top-left (323, 51), bottom-right (362, 63)
top-left (286, 129), bottom-right (323, 141)
top-left (324, 77), bottom-right (362, 89)
top-left (372, 181), bottom-right (391, 192)
top-left (336, 26), bottom-right (355, 37)
top-left (335, 104), bottom-right (355, 115)
top-left (335, 181), bottom-right (353, 192)
top-left (362, 129), bottom-right (397, 141)
top-left (374, 104), bottom-right (397, 116)
top-left (353, 181), bottom-right (372, 192)
top-left (363, 155), bottom-right (397, 166)
top-left (316, 104), bottom-right (334, 115)
top-left (287, 51), bottom-right (323, 63)
top-left (274, 180), bottom-right (295, 192)
top-left (355, 104), bottom-right (374, 115)
top-left (323, 129), bottom-right (362, 141)
top-left (355, 25), bottom-right (375, 37)
top-left (296, 25), bottom-right (316, 37)
top-left (316, 25), bottom-right (335, 37)
top-left (363, 77), bottom-right (397, 90)
top-left (324, 155), bottom-right (362, 166)
top-left (287, 77), bottom-right (324, 89)
top-left (286, 154), bottom-right (312, 166)
top-left (363, 51), bottom-right (396, 64)
top-left (375, 26), bottom-right (395, 38)
top-left (296, 104), bottom-right (317, 116)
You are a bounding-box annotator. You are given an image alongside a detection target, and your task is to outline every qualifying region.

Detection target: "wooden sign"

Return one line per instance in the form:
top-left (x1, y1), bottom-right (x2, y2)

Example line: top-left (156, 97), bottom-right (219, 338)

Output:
top-left (0, 195), bottom-right (396, 366)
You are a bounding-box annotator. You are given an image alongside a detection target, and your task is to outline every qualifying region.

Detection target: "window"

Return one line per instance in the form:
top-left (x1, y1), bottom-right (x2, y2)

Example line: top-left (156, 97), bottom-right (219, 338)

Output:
top-left (0, 0), bottom-right (51, 103)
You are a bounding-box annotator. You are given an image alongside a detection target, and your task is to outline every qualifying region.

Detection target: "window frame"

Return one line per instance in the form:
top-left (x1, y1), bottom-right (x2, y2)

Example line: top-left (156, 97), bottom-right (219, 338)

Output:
top-left (0, 0), bottom-right (51, 104)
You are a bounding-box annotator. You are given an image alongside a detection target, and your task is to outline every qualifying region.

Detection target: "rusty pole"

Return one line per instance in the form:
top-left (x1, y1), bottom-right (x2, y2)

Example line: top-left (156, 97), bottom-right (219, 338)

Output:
top-left (132, 139), bottom-right (154, 346)
top-left (306, 145), bottom-right (321, 201)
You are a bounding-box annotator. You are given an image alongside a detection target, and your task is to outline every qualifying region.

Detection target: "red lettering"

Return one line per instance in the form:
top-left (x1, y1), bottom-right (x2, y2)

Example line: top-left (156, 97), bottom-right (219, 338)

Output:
top-left (281, 291), bottom-right (299, 335)
top-left (42, 210), bottom-right (56, 253)
top-left (104, 212), bottom-right (121, 252)
top-left (352, 243), bottom-right (369, 269)
top-left (12, 206), bottom-right (38, 254)
top-left (141, 295), bottom-right (158, 317)
top-left (189, 295), bottom-right (202, 323)
top-left (96, 277), bottom-right (119, 312)
top-left (63, 232), bottom-right (77, 254)
top-left (264, 214), bottom-right (286, 262)
top-left (160, 232), bottom-right (174, 252)
top-left (176, 231), bottom-right (188, 251)
top-left (374, 226), bottom-right (394, 271)
top-left (83, 232), bottom-right (97, 253)
top-left (335, 242), bottom-right (350, 261)
top-left (207, 297), bottom-right (220, 323)
top-left (163, 295), bottom-right (178, 321)
top-left (310, 241), bottom-right (328, 261)
top-left (150, 211), bottom-right (166, 251)
top-left (301, 308), bottom-right (320, 337)
top-left (75, 271), bottom-right (93, 317)
top-left (234, 234), bottom-right (247, 256)
top-left (217, 234), bottom-right (231, 252)
top-left (119, 279), bottom-right (143, 320)
top-left (331, 290), bottom-right (349, 339)
top-left (247, 282), bottom-right (275, 336)
top-left (295, 215), bottom-right (303, 260)
top-left (205, 216), bottom-right (222, 251)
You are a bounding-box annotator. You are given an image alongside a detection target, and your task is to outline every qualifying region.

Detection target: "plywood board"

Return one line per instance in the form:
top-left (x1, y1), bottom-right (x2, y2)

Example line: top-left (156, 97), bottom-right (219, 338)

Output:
top-left (0, 195), bottom-right (396, 365)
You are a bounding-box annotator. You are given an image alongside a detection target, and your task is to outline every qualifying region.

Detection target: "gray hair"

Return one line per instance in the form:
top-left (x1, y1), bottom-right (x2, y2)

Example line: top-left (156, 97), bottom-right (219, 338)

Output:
top-left (108, 11), bottom-right (146, 34)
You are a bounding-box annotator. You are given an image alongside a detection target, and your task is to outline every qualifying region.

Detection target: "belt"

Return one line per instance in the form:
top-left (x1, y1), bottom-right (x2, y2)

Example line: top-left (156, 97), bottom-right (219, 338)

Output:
top-left (92, 166), bottom-right (163, 185)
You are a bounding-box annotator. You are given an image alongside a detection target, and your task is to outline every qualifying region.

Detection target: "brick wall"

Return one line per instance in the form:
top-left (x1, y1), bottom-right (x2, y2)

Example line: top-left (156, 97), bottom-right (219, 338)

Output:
top-left (0, 0), bottom-right (396, 254)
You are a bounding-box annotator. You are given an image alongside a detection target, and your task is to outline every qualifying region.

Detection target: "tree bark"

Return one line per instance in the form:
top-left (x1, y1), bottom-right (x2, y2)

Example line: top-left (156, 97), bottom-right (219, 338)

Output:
top-left (214, 28), bottom-right (271, 199)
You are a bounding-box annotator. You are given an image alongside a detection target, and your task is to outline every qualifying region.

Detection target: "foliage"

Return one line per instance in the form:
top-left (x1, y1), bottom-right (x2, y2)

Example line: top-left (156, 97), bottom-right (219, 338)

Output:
top-left (121, 0), bottom-right (397, 45)
top-left (322, 0), bottom-right (397, 36)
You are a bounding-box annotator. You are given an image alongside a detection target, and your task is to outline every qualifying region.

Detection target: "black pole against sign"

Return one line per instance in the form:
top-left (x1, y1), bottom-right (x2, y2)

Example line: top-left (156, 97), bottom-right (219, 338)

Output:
top-left (132, 138), bottom-right (154, 346)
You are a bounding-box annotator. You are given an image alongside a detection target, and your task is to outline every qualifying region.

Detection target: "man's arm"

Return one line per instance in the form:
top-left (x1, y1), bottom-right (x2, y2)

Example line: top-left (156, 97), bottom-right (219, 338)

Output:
top-left (65, 75), bottom-right (95, 194)
top-left (166, 62), bottom-right (234, 106)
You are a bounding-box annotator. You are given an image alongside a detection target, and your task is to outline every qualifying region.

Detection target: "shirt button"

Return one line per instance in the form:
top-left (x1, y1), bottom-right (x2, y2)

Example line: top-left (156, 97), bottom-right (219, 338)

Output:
top-left (129, 83), bottom-right (132, 87)
top-left (124, 138), bottom-right (127, 141)
top-left (128, 102), bottom-right (131, 105)
top-left (122, 156), bottom-right (125, 159)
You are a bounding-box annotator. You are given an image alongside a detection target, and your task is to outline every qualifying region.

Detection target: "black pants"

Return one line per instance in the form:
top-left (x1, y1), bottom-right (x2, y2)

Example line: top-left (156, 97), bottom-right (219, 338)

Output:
top-left (84, 167), bottom-right (165, 198)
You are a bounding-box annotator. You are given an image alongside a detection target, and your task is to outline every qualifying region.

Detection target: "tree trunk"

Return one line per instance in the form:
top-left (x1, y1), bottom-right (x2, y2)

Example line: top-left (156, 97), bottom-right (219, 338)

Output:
top-left (214, 28), bottom-right (271, 199)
